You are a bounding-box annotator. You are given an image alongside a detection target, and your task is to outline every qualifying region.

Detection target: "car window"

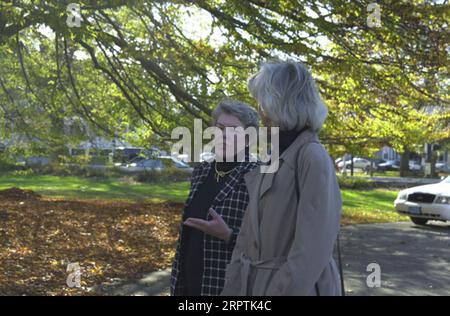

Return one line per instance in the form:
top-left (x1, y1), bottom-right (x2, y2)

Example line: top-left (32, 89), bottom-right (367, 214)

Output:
top-left (139, 160), bottom-right (152, 167)
top-left (140, 160), bottom-right (163, 168)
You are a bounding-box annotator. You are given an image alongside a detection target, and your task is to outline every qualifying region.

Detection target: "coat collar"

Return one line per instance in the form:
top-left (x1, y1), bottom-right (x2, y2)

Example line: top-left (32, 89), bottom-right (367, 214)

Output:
top-left (278, 128), bottom-right (320, 169)
top-left (186, 158), bottom-right (258, 211)
top-left (260, 128), bottom-right (319, 196)
top-left (244, 128), bottom-right (320, 185)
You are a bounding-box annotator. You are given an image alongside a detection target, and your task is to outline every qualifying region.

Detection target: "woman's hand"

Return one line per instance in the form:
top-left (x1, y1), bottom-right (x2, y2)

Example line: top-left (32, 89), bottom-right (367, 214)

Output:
top-left (184, 208), bottom-right (232, 242)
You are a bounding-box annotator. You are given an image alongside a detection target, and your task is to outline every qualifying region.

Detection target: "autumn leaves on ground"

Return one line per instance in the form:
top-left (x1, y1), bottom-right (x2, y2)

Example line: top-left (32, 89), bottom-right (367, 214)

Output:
top-left (0, 182), bottom-right (404, 295)
top-left (0, 188), bottom-right (182, 295)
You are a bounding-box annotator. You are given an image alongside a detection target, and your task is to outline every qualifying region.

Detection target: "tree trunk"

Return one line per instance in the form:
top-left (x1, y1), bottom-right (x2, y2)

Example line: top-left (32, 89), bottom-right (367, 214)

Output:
top-left (431, 153), bottom-right (437, 178)
top-left (400, 150), bottom-right (410, 177)
top-left (350, 154), bottom-right (354, 176)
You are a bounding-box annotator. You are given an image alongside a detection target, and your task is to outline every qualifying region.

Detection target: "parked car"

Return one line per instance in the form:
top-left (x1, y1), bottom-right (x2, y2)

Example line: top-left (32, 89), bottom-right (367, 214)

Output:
top-left (159, 156), bottom-right (193, 171)
top-left (119, 156), bottom-right (193, 173)
top-left (373, 158), bottom-right (386, 165)
top-left (200, 152), bottom-right (215, 162)
top-left (175, 154), bottom-right (190, 163)
top-left (337, 157), bottom-right (371, 170)
top-left (436, 162), bottom-right (450, 173)
top-left (377, 159), bottom-right (400, 171)
top-left (334, 157), bottom-right (343, 168)
top-left (113, 155), bottom-right (146, 167)
top-left (409, 160), bottom-right (422, 171)
top-left (394, 176), bottom-right (450, 225)
top-left (25, 156), bottom-right (50, 166)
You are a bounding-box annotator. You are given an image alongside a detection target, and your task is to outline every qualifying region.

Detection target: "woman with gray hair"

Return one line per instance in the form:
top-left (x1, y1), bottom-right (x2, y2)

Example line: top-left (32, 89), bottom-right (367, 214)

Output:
top-left (171, 99), bottom-right (259, 296)
top-left (221, 61), bottom-right (343, 296)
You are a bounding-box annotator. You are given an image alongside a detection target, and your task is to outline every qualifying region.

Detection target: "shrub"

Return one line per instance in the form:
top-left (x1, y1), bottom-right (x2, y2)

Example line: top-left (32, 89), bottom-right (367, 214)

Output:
top-left (134, 167), bottom-right (191, 183)
top-left (337, 176), bottom-right (375, 189)
top-left (10, 168), bottom-right (35, 176)
top-left (0, 154), bottom-right (24, 172)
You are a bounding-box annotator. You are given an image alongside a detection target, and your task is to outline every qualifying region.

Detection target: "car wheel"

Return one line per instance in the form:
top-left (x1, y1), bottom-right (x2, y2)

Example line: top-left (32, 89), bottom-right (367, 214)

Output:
top-left (410, 217), bottom-right (428, 226)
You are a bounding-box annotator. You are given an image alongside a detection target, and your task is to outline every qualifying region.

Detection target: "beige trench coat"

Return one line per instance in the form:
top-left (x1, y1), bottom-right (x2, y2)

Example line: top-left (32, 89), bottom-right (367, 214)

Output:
top-left (221, 129), bottom-right (342, 296)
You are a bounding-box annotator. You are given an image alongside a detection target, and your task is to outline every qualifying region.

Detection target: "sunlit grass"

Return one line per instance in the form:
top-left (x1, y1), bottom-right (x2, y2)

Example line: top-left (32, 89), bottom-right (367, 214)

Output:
top-left (0, 172), bottom-right (408, 224)
top-left (0, 172), bottom-right (190, 202)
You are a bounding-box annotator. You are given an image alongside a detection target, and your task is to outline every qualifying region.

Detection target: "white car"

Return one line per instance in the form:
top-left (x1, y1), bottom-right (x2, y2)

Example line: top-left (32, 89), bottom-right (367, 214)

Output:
top-left (394, 176), bottom-right (450, 225)
top-left (200, 152), bottom-right (215, 162)
top-left (409, 161), bottom-right (422, 171)
top-left (337, 157), bottom-right (371, 170)
top-left (119, 156), bottom-right (193, 173)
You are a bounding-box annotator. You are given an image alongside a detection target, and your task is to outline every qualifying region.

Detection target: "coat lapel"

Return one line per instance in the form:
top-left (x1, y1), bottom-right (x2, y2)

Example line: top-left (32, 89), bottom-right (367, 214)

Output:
top-left (185, 162), bottom-right (212, 207)
top-left (211, 167), bottom-right (241, 206)
top-left (210, 162), bottom-right (257, 212)
top-left (243, 129), bottom-right (320, 249)
top-left (258, 166), bottom-right (276, 199)
top-left (244, 166), bottom-right (264, 248)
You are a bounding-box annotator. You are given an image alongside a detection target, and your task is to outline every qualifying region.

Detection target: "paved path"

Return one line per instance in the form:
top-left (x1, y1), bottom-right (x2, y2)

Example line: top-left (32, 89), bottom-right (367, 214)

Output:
top-left (367, 176), bottom-right (440, 186)
top-left (91, 268), bottom-right (172, 296)
top-left (339, 221), bottom-right (450, 296)
top-left (93, 221), bottom-right (450, 296)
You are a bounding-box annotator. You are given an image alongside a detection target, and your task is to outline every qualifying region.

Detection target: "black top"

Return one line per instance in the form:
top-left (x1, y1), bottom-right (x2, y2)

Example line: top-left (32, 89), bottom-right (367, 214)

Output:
top-left (278, 126), bottom-right (309, 156)
top-left (181, 159), bottom-right (240, 295)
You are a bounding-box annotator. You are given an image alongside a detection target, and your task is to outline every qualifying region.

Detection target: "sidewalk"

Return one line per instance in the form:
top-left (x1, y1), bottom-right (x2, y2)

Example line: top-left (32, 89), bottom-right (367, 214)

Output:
top-left (339, 221), bottom-right (450, 295)
top-left (91, 268), bottom-right (171, 296)
top-left (368, 176), bottom-right (441, 186)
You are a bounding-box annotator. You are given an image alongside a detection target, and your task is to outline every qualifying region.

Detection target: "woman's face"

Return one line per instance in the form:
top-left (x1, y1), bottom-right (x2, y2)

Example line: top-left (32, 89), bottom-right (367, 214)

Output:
top-left (214, 113), bottom-right (245, 161)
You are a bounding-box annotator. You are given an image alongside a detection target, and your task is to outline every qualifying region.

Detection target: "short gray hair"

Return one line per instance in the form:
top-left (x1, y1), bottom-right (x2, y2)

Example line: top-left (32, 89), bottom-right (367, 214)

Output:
top-left (247, 61), bottom-right (328, 132)
top-left (212, 99), bottom-right (259, 128)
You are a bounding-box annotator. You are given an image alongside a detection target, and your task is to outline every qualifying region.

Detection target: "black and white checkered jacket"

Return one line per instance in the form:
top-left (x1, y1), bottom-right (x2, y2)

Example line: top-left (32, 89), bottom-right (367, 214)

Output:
top-left (170, 159), bottom-right (258, 296)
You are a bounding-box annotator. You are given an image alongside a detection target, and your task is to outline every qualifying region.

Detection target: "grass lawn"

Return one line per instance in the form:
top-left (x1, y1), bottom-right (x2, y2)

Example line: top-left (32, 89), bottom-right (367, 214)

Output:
top-left (341, 188), bottom-right (407, 224)
top-left (0, 171), bottom-right (407, 224)
top-left (0, 172), bottom-right (190, 203)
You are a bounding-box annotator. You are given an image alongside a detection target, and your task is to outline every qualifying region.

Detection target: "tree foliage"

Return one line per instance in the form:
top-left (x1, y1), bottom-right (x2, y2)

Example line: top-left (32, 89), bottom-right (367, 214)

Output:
top-left (0, 0), bottom-right (448, 160)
